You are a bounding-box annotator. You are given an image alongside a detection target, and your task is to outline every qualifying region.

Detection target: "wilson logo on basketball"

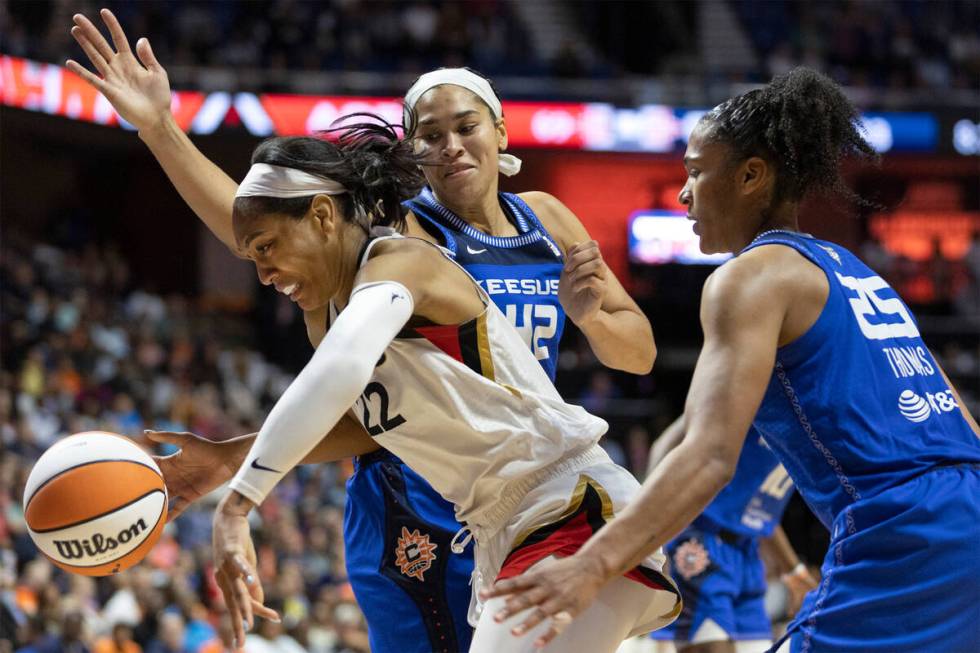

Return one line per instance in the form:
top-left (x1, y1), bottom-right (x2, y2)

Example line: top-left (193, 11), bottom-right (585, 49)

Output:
top-left (394, 526), bottom-right (438, 581)
top-left (53, 518), bottom-right (148, 560)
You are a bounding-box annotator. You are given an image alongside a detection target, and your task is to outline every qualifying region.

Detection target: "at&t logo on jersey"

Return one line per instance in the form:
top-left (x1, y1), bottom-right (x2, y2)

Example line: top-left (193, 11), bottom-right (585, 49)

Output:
top-left (898, 389), bottom-right (958, 423)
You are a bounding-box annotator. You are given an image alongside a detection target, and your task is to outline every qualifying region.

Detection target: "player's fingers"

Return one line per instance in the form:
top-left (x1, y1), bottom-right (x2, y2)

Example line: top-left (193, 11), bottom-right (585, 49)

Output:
top-left (480, 574), bottom-right (534, 600)
top-left (72, 13), bottom-right (116, 61)
top-left (567, 259), bottom-right (604, 280)
top-left (135, 37), bottom-right (164, 73)
top-left (144, 430), bottom-right (187, 445)
top-left (510, 606), bottom-right (551, 637)
top-left (533, 623), bottom-right (563, 648)
top-left (234, 576), bottom-right (254, 632)
top-left (565, 243), bottom-right (601, 270)
top-left (100, 8), bottom-right (131, 54)
top-left (217, 571), bottom-right (245, 648)
top-left (165, 496), bottom-right (188, 521)
top-left (69, 29), bottom-right (109, 76)
top-left (251, 600), bottom-right (280, 623)
top-left (495, 585), bottom-right (551, 622)
top-left (233, 554), bottom-right (257, 587)
top-left (65, 59), bottom-right (106, 89)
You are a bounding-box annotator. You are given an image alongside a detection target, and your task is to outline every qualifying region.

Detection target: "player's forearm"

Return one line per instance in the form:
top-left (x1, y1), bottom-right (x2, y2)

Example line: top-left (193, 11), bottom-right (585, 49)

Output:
top-left (138, 113), bottom-right (238, 250)
top-left (647, 415), bottom-right (686, 476)
top-left (229, 282), bottom-right (411, 505)
top-left (304, 415), bottom-right (380, 463)
top-left (578, 438), bottom-right (734, 581)
top-left (579, 308), bottom-right (656, 374)
top-left (223, 429), bottom-right (375, 469)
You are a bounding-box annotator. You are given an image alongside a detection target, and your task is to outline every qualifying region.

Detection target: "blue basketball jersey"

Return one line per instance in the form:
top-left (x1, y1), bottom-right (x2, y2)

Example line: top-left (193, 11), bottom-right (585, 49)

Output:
top-left (697, 430), bottom-right (794, 538)
top-left (404, 187), bottom-right (566, 380)
top-left (741, 230), bottom-right (980, 530)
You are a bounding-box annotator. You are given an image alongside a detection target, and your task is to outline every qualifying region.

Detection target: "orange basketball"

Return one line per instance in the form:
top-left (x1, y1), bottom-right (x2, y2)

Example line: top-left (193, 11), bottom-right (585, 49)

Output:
top-left (23, 431), bottom-right (168, 576)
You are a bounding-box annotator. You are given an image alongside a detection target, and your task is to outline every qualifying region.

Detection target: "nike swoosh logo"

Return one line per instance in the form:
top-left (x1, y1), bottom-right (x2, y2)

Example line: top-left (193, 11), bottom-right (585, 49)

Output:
top-left (250, 458), bottom-right (281, 473)
top-left (466, 245), bottom-right (487, 254)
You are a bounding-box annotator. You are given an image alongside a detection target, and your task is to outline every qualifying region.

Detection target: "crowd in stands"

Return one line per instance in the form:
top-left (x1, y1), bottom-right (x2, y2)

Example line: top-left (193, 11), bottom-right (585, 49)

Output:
top-left (1, 235), bottom-right (371, 653)
top-left (1, 0), bottom-right (540, 80)
top-left (3, 0), bottom-right (977, 93)
top-left (735, 0), bottom-right (980, 90)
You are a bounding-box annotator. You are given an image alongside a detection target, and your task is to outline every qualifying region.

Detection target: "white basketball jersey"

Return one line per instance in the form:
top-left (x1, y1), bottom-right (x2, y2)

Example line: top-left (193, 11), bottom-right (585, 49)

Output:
top-left (340, 235), bottom-right (608, 528)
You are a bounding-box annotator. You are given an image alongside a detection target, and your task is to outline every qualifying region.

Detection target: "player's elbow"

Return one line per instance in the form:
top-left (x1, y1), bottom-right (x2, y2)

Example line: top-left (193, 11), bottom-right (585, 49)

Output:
top-left (706, 449), bottom-right (738, 490)
top-left (639, 338), bottom-right (657, 374)
top-left (624, 333), bottom-right (656, 375)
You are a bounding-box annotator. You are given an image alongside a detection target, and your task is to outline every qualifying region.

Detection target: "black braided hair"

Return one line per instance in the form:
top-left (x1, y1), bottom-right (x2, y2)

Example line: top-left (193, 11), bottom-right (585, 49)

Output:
top-left (234, 113), bottom-right (425, 232)
top-left (700, 67), bottom-right (879, 204)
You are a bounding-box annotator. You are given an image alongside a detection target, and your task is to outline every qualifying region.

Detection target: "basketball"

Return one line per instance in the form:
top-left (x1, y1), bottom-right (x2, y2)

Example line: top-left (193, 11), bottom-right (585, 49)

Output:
top-left (22, 431), bottom-right (168, 577)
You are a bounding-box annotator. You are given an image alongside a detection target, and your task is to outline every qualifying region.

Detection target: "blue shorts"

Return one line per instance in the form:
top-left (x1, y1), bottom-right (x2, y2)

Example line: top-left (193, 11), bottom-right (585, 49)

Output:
top-left (776, 463), bottom-right (980, 653)
top-left (650, 525), bottom-right (771, 643)
top-left (343, 450), bottom-right (474, 653)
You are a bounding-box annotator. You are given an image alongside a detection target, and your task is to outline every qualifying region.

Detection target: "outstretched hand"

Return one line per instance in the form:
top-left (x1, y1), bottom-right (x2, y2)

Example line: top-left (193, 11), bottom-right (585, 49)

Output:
top-left (147, 430), bottom-right (253, 521)
top-left (478, 554), bottom-right (607, 648)
top-left (66, 8), bottom-right (172, 132)
top-left (212, 492), bottom-right (279, 649)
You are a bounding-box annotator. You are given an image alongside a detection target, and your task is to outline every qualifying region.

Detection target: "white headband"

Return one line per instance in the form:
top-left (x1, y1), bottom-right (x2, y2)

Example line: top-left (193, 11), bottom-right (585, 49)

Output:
top-left (404, 68), bottom-right (522, 177)
top-left (235, 163), bottom-right (349, 199)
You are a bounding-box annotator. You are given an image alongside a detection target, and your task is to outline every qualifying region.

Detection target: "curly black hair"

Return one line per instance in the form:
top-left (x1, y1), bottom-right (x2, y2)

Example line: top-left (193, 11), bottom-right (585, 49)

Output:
top-left (700, 67), bottom-right (879, 204)
top-left (234, 113), bottom-right (426, 232)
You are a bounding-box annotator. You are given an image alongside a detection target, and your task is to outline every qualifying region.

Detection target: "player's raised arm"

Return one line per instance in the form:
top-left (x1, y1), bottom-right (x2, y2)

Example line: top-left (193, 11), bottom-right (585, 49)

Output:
top-left (67, 9), bottom-right (238, 250)
top-left (524, 191), bottom-right (656, 374)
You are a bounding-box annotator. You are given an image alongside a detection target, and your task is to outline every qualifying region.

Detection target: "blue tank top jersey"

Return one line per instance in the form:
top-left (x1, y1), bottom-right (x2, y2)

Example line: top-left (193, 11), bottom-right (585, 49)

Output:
top-left (404, 187), bottom-right (566, 380)
top-left (741, 230), bottom-right (980, 529)
top-left (696, 429), bottom-right (795, 537)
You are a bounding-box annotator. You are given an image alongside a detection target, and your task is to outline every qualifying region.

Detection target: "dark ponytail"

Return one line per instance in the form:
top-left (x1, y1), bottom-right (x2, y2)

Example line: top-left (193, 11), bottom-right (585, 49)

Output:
top-left (701, 67), bottom-right (878, 204)
top-left (234, 113), bottom-right (425, 232)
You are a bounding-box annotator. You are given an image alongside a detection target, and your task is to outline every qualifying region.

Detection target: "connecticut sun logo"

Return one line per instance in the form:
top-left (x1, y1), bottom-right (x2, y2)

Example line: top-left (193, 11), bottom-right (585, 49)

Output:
top-left (673, 538), bottom-right (710, 580)
top-left (395, 527), bottom-right (438, 581)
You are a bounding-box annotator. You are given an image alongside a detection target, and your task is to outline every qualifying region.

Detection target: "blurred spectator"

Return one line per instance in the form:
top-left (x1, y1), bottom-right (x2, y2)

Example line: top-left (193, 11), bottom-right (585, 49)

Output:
top-left (2, 0), bottom-right (535, 83)
top-left (145, 612), bottom-right (189, 653)
top-left (28, 610), bottom-right (91, 653)
top-left (737, 0), bottom-right (980, 90)
top-left (1, 236), bottom-right (365, 653)
top-left (93, 623), bottom-right (141, 653)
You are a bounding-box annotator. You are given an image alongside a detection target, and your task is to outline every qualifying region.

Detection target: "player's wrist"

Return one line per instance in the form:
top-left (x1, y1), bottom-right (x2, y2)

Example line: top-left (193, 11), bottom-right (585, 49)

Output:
top-left (137, 111), bottom-right (179, 145)
top-left (217, 490), bottom-right (257, 517)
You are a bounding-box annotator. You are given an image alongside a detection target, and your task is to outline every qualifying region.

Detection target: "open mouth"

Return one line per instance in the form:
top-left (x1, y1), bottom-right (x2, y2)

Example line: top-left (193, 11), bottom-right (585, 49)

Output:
top-left (280, 283), bottom-right (299, 299)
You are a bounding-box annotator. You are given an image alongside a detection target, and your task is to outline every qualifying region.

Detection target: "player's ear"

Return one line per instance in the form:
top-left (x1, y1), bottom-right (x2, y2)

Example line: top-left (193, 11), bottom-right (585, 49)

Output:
top-left (310, 195), bottom-right (339, 237)
top-left (496, 115), bottom-right (508, 151)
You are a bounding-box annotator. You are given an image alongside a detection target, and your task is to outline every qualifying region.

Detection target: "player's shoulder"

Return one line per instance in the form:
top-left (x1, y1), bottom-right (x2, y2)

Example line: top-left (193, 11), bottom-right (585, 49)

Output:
top-left (704, 245), bottom-right (809, 308)
top-left (714, 243), bottom-right (821, 288)
top-left (359, 237), bottom-right (446, 278)
top-left (516, 191), bottom-right (568, 223)
top-left (703, 243), bottom-right (828, 331)
top-left (516, 191), bottom-right (585, 248)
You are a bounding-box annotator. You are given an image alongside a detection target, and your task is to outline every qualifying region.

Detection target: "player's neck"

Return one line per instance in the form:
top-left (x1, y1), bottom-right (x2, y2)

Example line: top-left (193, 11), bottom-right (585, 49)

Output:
top-left (746, 202), bottom-right (799, 248)
top-left (436, 187), bottom-right (512, 236)
top-left (330, 228), bottom-right (370, 309)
